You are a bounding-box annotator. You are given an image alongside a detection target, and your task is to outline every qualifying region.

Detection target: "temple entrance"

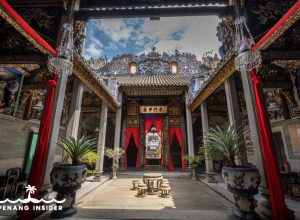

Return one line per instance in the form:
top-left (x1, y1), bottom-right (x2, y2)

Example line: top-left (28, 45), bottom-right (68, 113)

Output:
top-left (170, 136), bottom-right (182, 169)
top-left (127, 136), bottom-right (138, 168)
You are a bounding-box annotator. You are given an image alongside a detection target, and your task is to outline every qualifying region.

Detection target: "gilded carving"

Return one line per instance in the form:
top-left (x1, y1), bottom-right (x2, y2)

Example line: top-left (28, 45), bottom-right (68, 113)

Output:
top-left (74, 20), bottom-right (86, 54)
top-left (127, 101), bottom-right (139, 116)
top-left (140, 105), bottom-right (168, 114)
top-left (0, 7), bottom-right (51, 55)
top-left (168, 117), bottom-right (181, 127)
top-left (257, 7), bottom-right (300, 50)
top-left (127, 117), bottom-right (139, 127)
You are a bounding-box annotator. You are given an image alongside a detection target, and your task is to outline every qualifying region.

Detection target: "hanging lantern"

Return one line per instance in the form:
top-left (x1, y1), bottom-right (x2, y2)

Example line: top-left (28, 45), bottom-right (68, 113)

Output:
top-left (48, 23), bottom-right (74, 77)
top-left (234, 16), bottom-right (262, 71)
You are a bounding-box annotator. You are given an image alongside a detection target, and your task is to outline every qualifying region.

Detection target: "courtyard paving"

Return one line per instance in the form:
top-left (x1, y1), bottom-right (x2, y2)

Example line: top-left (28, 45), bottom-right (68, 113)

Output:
top-left (71, 178), bottom-right (237, 220)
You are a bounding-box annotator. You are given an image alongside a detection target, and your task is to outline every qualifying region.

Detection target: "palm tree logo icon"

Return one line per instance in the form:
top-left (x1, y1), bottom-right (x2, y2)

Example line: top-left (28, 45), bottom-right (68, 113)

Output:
top-left (25, 185), bottom-right (37, 200)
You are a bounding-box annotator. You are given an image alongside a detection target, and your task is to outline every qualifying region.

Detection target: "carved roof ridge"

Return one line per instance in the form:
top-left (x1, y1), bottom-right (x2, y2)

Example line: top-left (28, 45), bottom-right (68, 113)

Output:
top-left (73, 52), bottom-right (120, 110)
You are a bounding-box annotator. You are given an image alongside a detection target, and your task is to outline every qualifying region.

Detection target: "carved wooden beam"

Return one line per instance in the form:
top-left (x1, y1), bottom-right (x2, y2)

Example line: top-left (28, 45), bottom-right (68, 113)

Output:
top-left (262, 50), bottom-right (300, 61)
top-left (189, 55), bottom-right (235, 111)
top-left (0, 55), bottom-right (47, 64)
top-left (73, 53), bottom-right (120, 112)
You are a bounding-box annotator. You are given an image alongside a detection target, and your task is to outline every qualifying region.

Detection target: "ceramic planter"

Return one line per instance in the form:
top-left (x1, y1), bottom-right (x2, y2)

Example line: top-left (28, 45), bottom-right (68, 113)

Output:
top-left (50, 164), bottom-right (87, 218)
top-left (190, 164), bottom-right (198, 181)
top-left (222, 166), bottom-right (260, 219)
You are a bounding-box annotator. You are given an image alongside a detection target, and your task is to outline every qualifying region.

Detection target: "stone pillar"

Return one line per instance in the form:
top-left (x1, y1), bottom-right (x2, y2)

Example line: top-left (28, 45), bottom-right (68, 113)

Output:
top-left (224, 75), bottom-right (247, 164)
top-left (42, 0), bottom-right (77, 189)
top-left (240, 70), bottom-right (271, 219)
top-left (66, 77), bottom-right (83, 139)
top-left (163, 116), bottom-right (169, 169)
top-left (94, 102), bottom-right (108, 181)
top-left (201, 100), bottom-right (217, 183)
top-left (119, 114), bottom-right (127, 171)
top-left (114, 93), bottom-right (122, 149)
top-left (185, 92), bottom-right (195, 158)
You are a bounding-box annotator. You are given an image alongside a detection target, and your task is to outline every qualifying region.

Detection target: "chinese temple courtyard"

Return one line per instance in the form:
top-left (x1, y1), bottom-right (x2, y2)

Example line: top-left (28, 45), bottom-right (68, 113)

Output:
top-left (71, 178), bottom-right (235, 220)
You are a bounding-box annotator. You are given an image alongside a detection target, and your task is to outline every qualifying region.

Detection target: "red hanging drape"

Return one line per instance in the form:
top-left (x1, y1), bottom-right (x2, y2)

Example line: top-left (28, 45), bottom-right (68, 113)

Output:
top-left (167, 127), bottom-right (185, 172)
top-left (250, 69), bottom-right (287, 220)
top-left (20, 75), bottom-right (57, 220)
top-left (0, 0), bottom-right (58, 56)
top-left (144, 118), bottom-right (163, 164)
top-left (125, 128), bottom-right (140, 170)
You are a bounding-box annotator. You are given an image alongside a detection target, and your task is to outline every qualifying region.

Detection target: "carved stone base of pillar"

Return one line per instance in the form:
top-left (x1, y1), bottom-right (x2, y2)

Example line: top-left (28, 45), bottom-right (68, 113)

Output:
top-left (256, 186), bottom-right (295, 220)
top-left (255, 186), bottom-right (272, 220)
top-left (205, 171), bottom-right (217, 183)
top-left (233, 194), bottom-right (259, 220)
top-left (51, 192), bottom-right (77, 218)
top-left (93, 171), bottom-right (102, 182)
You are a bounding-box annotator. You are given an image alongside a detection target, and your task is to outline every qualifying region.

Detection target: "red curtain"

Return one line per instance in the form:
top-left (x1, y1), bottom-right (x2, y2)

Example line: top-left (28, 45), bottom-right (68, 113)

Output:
top-left (125, 128), bottom-right (140, 170)
top-left (250, 69), bottom-right (287, 220)
top-left (144, 118), bottom-right (163, 164)
top-left (0, 0), bottom-right (58, 56)
top-left (20, 75), bottom-right (57, 220)
top-left (168, 127), bottom-right (185, 172)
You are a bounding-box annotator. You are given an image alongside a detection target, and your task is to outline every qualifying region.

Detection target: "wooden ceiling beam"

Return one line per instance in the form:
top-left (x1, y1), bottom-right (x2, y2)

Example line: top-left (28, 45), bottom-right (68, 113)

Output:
top-left (79, 0), bottom-right (230, 9)
top-left (76, 6), bottom-right (233, 20)
top-left (0, 55), bottom-right (47, 64)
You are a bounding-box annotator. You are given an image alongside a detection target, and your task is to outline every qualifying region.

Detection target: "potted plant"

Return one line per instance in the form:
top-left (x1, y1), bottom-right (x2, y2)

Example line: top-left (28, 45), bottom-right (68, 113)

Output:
top-left (50, 136), bottom-right (97, 218)
top-left (104, 147), bottom-right (125, 179)
top-left (184, 154), bottom-right (204, 181)
top-left (206, 124), bottom-right (260, 219)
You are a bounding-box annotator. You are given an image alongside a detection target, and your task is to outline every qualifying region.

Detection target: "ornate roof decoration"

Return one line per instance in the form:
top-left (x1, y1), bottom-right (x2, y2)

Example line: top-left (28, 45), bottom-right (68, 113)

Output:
top-left (88, 48), bottom-right (219, 76)
top-left (116, 75), bottom-right (191, 88)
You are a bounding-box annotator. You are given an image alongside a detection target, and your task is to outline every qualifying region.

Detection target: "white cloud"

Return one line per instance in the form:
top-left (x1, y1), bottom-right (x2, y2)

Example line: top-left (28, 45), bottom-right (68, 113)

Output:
top-left (84, 43), bottom-right (103, 59)
top-left (84, 16), bottom-right (222, 59)
top-left (140, 16), bottom-right (221, 59)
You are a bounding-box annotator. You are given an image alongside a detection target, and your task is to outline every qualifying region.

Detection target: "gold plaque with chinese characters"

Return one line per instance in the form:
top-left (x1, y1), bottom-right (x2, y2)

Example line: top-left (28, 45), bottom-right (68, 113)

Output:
top-left (127, 117), bottom-right (140, 127)
top-left (140, 106), bottom-right (168, 114)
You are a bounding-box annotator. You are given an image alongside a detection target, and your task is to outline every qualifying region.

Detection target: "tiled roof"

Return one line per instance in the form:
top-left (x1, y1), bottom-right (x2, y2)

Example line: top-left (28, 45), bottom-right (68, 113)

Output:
top-left (116, 75), bottom-right (191, 87)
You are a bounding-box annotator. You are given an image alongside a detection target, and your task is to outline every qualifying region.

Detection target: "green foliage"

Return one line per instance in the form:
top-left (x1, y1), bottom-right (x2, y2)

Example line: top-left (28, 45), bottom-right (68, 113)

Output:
top-left (80, 151), bottom-right (99, 169)
top-left (104, 147), bottom-right (125, 159)
top-left (206, 123), bottom-right (244, 167)
top-left (105, 147), bottom-right (125, 168)
top-left (184, 155), bottom-right (203, 165)
top-left (87, 169), bottom-right (96, 176)
top-left (57, 136), bottom-right (97, 165)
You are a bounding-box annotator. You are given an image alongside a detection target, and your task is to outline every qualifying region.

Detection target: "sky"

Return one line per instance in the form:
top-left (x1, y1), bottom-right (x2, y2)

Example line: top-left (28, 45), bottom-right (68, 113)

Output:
top-left (83, 16), bottom-right (221, 61)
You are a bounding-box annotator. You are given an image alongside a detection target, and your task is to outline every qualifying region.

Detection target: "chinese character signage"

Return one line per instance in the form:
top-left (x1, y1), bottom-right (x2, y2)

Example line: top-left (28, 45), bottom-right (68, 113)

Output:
top-left (140, 106), bottom-right (168, 114)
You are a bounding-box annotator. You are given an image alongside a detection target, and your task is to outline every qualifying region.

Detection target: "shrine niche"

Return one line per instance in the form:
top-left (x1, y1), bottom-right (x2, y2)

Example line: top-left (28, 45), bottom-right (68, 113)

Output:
top-left (264, 88), bottom-right (285, 122)
top-left (145, 122), bottom-right (162, 160)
